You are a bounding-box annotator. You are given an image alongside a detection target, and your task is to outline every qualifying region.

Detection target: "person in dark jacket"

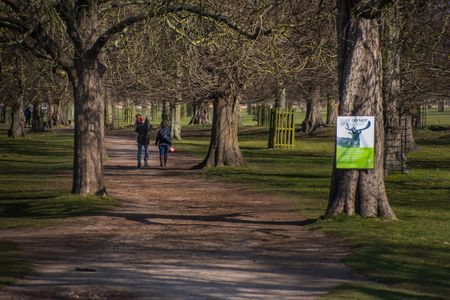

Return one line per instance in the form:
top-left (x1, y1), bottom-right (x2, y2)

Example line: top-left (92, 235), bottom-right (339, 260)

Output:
top-left (136, 117), bottom-right (151, 168)
top-left (24, 107), bottom-right (32, 128)
top-left (155, 120), bottom-right (172, 167)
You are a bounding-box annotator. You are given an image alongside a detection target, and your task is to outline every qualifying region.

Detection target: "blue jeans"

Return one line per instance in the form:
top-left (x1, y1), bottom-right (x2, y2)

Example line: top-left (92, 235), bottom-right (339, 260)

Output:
top-left (137, 143), bottom-right (149, 165)
top-left (159, 144), bottom-right (168, 158)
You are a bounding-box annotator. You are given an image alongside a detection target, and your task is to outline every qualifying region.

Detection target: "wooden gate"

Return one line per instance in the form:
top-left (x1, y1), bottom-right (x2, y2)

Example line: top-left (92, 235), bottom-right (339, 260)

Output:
top-left (268, 108), bottom-right (296, 148)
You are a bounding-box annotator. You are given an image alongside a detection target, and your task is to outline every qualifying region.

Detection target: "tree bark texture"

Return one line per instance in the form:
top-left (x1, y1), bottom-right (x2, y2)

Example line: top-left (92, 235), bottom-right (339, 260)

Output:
top-left (197, 93), bottom-right (245, 168)
top-left (162, 101), bottom-right (170, 123)
top-left (170, 103), bottom-right (182, 140)
top-left (69, 3), bottom-right (106, 195)
top-left (403, 112), bottom-right (417, 152)
top-left (383, 2), bottom-right (407, 173)
top-left (9, 95), bottom-right (25, 138)
top-left (50, 98), bottom-right (63, 126)
top-left (274, 78), bottom-right (286, 109)
top-left (31, 98), bottom-right (45, 132)
top-left (104, 87), bottom-right (113, 129)
top-left (71, 62), bottom-right (106, 195)
top-left (326, 95), bottom-right (338, 125)
top-left (326, 1), bottom-right (396, 219)
top-left (302, 86), bottom-right (324, 134)
top-left (189, 101), bottom-right (209, 125)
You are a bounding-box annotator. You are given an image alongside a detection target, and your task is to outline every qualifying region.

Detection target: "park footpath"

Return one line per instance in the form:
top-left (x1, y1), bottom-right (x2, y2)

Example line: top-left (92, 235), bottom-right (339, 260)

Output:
top-left (0, 134), bottom-right (356, 300)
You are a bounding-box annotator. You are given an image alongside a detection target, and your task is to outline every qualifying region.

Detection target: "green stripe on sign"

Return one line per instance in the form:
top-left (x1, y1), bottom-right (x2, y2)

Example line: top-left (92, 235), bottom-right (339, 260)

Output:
top-left (336, 146), bottom-right (374, 169)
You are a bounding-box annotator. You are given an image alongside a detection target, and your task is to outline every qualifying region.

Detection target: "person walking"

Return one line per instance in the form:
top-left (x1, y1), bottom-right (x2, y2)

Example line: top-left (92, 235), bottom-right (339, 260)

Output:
top-left (135, 117), bottom-right (151, 168)
top-left (135, 113), bottom-right (143, 127)
top-left (155, 120), bottom-right (172, 167)
top-left (24, 107), bottom-right (32, 128)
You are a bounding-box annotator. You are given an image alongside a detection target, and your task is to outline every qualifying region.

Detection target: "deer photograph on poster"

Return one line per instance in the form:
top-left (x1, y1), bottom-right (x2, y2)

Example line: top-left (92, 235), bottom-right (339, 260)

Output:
top-left (336, 116), bottom-right (375, 169)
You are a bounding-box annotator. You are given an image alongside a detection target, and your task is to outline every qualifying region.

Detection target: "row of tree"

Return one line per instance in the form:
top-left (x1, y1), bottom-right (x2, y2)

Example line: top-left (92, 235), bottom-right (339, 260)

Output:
top-left (0, 0), bottom-right (448, 219)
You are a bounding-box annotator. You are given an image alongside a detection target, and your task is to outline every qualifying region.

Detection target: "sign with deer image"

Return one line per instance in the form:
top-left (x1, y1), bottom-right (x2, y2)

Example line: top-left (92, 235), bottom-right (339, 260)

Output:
top-left (336, 116), bottom-right (375, 169)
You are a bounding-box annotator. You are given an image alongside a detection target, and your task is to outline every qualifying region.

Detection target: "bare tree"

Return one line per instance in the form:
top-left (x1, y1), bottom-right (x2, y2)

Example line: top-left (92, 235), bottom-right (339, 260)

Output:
top-left (326, 0), bottom-right (396, 219)
top-left (0, 0), bottom-right (269, 194)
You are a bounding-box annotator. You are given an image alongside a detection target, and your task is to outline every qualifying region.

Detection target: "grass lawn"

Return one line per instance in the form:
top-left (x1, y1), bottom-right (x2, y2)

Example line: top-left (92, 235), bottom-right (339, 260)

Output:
top-left (0, 130), bottom-right (116, 286)
top-left (0, 110), bottom-right (448, 297)
top-left (175, 125), bottom-right (450, 300)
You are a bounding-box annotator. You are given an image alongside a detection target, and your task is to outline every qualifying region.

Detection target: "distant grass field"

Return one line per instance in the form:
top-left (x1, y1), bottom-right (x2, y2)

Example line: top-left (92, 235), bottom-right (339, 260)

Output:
top-left (0, 130), bottom-right (116, 285)
top-left (216, 107), bottom-right (450, 128)
top-left (176, 124), bottom-right (450, 300)
top-left (426, 108), bottom-right (450, 126)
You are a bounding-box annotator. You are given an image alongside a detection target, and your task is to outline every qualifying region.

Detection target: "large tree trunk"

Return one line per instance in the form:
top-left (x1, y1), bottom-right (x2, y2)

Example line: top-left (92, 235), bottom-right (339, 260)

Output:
top-left (326, 1), bottom-right (395, 219)
top-left (383, 2), bottom-right (407, 173)
top-left (189, 101), bottom-right (209, 125)
top-left (197, 93), bottom-right (245, 168)
top-left (70, 62), bottom-right (106, 195)
top-left (162, 101), bottom-right (170, 124)
top-left (68, 1), bottom-right (107, 195)
top-left (170, 103), bottom-right (182, 140)
top-left (9, 95), bottom-right (25, 138)
top-left (326, 94), bottom-right (338, 125)
top-left (302, 86), bottom-right (323, 134)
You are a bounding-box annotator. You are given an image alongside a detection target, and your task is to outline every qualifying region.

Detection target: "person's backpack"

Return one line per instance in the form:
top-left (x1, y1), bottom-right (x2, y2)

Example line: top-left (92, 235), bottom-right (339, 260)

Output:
top-left (160, 127), bottom-right (171, 144)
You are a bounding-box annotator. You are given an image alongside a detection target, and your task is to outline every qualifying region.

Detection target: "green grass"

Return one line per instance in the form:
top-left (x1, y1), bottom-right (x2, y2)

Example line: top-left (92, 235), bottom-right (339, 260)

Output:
top-left (426, 109), bottom-right (450, 126)
top-left (1, 117), bottom-right (449, 296)
top-left (0, 242), bottom-right (28, 286)
top-left (176, 125), bottom-right (450, 299)
top-left (0, 131), bottom-right (117, 285)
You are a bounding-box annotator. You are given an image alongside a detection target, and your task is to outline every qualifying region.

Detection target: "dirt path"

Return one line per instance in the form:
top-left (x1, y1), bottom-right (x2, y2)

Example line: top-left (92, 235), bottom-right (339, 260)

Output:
top-left (0, 135), bottom-right (356, 299)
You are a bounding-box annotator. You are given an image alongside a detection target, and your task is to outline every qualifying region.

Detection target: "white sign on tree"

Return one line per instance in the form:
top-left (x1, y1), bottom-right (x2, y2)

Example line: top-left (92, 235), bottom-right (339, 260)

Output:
top-left (336, 116), bottom-right (375, 169)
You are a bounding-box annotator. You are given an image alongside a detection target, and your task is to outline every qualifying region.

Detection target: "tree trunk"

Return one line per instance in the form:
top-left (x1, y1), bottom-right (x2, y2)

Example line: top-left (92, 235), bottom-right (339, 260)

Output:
top-left (326, 95), bottom-right (338, 125)
top-left (51, 98), bottom-right (63, 126)
top-left (70, 61), bottom-right (106, 196)
top-left (383, 2), bottom-right (407, 173)
top-left (197, 93), bottom-right (245, 168)
top-left (104, 87), bottom-right (113, 129)
top-left (31, 97), bottom-right (45, 132)
top-left (403, 112), bottom-right (417, 152)
top-left (189, 101), bottom-right (209, 125)
top-left (162, 101), bottom-right (170, 123)
top-left (326, 1), bottom-right (395, 219)
top-left (302, 86), bottom-right (323, 134)
top-left (247, 100), bottom-right (253, 115)
top-left (437, 100), bottom-right (444, 112)
top-left (170, 103), bottom-right (182, 140)
top-left (274, 78), bottom-right (286, 109)
top-left (9, 95), bottom-right (25, 138)
top-left (411, 105), bottom-right (423, 129)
